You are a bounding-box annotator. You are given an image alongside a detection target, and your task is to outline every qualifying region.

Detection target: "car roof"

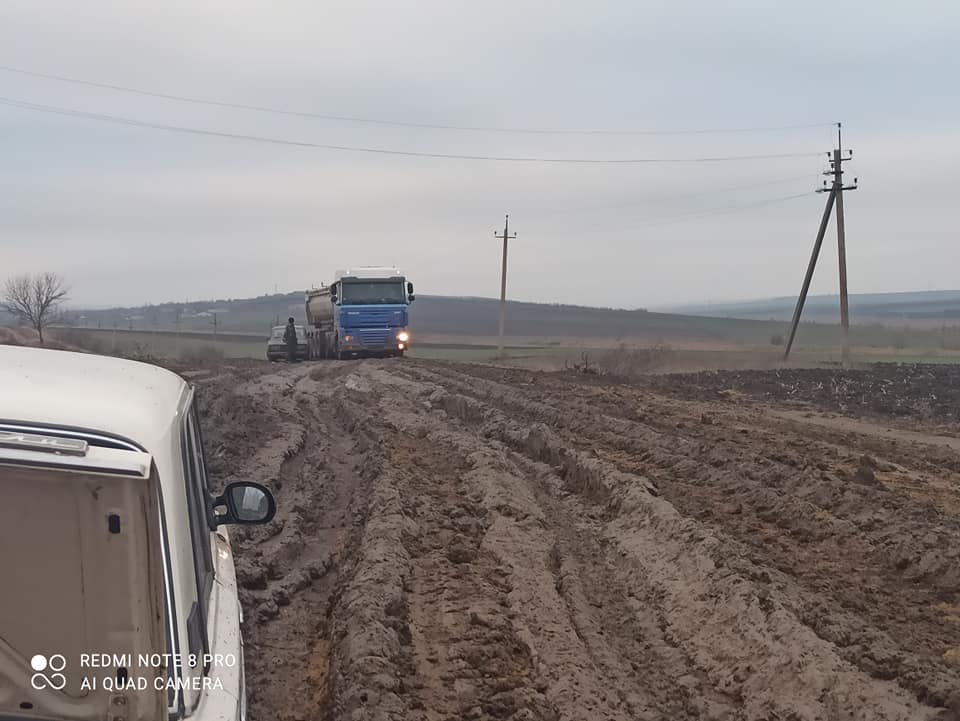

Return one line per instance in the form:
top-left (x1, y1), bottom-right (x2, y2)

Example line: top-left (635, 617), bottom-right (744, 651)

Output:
top-left (0, 345), bottom-right (188, 452)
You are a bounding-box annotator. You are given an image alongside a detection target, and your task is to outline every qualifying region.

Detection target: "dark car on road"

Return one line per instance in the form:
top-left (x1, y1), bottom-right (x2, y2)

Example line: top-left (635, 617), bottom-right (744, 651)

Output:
top-left (266, 324), bottom-right (308, 361)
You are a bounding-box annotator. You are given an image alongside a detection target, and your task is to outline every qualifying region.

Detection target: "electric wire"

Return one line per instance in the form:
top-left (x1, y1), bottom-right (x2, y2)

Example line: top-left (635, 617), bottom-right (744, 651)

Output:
top-left (0, 64), bottom-right (834, 136)
top-left (639, 191), bottom-right (814, 228)
top-left (556, 174), bottom-right (815, 215)
top-left (0, 96), bottom-right (824, 164)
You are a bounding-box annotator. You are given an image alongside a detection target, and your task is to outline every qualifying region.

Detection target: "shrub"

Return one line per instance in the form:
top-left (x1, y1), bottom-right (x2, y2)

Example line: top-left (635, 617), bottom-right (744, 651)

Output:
top-left (596, 343), bottom-right (675, 378)
top-left (180, 344), bottom-right (226, 365)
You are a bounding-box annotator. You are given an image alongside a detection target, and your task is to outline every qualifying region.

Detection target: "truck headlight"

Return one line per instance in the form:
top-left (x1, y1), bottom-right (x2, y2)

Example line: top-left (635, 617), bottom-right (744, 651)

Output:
top-left (397, 331), bottom-right (410, 343)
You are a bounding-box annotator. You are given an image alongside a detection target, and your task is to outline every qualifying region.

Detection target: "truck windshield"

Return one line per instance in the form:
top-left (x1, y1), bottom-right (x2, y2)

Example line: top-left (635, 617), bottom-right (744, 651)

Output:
top-left (340, 281), bottom-right (406, 305)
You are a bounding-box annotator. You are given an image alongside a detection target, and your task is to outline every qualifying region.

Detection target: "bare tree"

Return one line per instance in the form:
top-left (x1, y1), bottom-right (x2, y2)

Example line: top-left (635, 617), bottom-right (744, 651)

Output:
top-left (2, 272), bottom-right (70, 344)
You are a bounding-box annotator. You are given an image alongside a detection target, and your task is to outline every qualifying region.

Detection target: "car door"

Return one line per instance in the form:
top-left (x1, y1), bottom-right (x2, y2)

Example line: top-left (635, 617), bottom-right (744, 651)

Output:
top-left (181, 402), bottom-right (246, 719)
top-left (0, 435), bottom-right (168, 721)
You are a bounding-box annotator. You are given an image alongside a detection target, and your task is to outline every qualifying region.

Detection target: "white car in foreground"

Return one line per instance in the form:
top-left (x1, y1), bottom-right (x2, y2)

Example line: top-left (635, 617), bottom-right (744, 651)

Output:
top-left (0, 345), bottom-right (276, 721)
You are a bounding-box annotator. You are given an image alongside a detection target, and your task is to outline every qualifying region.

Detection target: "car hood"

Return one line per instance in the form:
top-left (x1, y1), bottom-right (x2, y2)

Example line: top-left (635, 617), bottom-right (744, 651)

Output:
top-left (0, 435), bottom-right (168, 721)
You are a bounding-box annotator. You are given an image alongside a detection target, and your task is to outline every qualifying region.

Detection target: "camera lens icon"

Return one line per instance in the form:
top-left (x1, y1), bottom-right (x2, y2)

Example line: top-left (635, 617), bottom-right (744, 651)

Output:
top-left (30, 654), bottom-right (67, 691)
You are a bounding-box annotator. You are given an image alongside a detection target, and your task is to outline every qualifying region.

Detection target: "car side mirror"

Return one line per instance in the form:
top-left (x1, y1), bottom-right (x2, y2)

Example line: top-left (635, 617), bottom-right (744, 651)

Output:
top-left (212, 481), bottom-right (276, 526)
top-left (406, 282), bottom-right (414, 294)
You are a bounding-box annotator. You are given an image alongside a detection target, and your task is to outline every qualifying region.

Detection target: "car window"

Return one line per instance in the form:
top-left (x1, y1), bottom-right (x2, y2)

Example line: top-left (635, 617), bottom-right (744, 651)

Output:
top-left (182, 405), bottom-right (214, 672)
top-left (270, 326), bottom-right (306, 340)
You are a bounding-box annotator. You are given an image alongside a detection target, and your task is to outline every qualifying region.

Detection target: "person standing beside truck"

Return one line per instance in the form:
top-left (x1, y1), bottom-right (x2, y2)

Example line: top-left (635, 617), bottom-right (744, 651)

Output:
top-left (283, 316), bottom-right (298, 362)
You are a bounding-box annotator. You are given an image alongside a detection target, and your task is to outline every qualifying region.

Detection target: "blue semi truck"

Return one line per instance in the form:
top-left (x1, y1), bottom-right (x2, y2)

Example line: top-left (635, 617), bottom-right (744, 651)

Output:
top-left (304, 267), bottom-right (415, 359)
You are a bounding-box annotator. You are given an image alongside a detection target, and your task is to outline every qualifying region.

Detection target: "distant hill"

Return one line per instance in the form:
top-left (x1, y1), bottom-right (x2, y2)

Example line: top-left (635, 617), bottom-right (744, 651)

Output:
top-left (659, 290), bottom-right (960, 323)
top-left (39, 292), bottom-right (960, 350)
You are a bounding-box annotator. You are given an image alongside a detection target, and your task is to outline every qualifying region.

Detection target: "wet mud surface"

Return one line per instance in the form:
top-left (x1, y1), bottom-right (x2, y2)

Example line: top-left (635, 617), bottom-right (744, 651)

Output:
top-left (195, 359), bottom-right (960, 720)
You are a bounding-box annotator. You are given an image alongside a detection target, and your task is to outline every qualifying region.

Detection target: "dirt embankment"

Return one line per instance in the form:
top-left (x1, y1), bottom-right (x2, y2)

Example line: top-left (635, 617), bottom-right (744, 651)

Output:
top-left (0, 326), bottom-right (85, 351)
top-left (637, 364), bottom-right (960, 426)
top-left (196, 359), bottom-right (960, 721)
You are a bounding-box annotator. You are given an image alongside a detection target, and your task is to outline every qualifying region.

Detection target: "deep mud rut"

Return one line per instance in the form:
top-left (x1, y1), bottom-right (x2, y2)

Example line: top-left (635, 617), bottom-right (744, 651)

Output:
top-left (194, 360), bottom-right (960, 721)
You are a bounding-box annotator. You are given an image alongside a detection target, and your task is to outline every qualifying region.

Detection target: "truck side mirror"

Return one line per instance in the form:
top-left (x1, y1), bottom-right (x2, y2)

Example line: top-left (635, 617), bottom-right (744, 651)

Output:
top-left (406, 282), bottom-right (414, 294)
top-left (330, 293), bottom-right (338, 303)
top-left (408, 294), bottom-right (416, 302)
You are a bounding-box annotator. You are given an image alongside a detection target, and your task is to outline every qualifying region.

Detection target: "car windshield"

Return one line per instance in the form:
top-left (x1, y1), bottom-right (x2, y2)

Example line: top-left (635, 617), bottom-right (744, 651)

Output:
top-left (340, 281), bottom-right (406, 305)
top-left (270, 325), bottom-right (304, 340)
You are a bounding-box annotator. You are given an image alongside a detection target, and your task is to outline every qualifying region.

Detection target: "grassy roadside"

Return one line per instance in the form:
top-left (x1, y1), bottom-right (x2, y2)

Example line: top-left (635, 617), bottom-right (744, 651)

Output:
top-left (41, 326), bottom-right (960, 373)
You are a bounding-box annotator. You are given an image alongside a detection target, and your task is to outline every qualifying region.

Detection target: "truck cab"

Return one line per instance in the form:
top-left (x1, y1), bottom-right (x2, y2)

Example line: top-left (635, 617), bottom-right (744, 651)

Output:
top-left (0, 346), bottom-right (276, 721)
top-left (305, 267), bottom-right (414, 359)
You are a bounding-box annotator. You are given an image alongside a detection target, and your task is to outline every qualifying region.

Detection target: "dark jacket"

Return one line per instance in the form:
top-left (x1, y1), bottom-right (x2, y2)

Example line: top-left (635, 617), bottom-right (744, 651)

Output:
top-left (283, 323), bottom-right (298, 345)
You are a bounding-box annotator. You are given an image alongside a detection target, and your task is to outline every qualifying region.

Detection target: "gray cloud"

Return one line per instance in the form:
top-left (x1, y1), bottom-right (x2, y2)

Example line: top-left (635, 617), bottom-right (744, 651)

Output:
top-left (2, 0), bottom-right (959, 307)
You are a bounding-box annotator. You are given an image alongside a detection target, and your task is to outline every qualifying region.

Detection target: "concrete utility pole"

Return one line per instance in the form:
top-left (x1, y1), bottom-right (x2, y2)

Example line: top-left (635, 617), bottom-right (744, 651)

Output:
top-left (834, 125), bottom-right (851, 366)
top-left (174, 308), bottom-right (182, 352)
top-left (784, 123), bottom-right (857, 365)
top-left (783, 186), bottom-right (837, 360)
top-left (494, 214), bottom-right (517, 357)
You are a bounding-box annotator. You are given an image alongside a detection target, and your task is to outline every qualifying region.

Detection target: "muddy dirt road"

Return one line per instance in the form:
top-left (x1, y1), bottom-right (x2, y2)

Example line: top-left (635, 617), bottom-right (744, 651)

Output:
top-left (195, 360), bottom-right (960, 720)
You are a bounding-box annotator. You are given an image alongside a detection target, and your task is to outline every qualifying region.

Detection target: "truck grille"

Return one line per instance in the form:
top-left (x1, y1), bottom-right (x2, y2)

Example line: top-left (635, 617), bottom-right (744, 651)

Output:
top-left (340, 306), bottom-right (407, 328)
top-left (356, 328), bottom-right (392, 345)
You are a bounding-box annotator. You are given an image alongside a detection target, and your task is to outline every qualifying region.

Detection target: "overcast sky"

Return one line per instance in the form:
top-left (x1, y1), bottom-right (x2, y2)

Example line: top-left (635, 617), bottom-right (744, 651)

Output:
top-left (1, 0), bottom-right (958, 309)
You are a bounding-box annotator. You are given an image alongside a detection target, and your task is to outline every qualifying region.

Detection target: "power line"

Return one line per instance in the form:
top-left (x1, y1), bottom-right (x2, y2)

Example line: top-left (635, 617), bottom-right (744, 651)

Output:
top-left (542, 192), bottom-right (814, 235)
top-left (0, 96), bottom-right (824, 164)
top-left (558, 174), bottom-right (814, 215)
top-left (651, 174), bottom-right (813, 203)
top-left (0, 64), bottom-right (834, 137)
top-left (638, 191), bottom-right (814, 228)
top-left (580, 191), bottom-right (813, 228)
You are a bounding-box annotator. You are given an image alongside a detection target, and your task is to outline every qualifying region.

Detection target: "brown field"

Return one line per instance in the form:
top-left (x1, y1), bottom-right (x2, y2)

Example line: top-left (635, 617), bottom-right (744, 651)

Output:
top-left (37, 326), bottom-right (960, 375)
top-left (184, 357), bottom-right (960, 720)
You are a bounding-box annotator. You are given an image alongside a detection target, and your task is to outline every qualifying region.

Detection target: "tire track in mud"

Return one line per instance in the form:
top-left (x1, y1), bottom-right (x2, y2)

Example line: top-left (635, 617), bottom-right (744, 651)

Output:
top-left (388, 432), bottom-right (551, 721)
top-left (199, 362), bottom-right (377, 721)
top-left (199, 359), bottom-right (960, 720)
top-left (385, 362), bottom-right (959, 717)
top-left (417, 364), bottom-right (960, 709)
top-left (311, 378), bottom-right (559, 721)
top-left (538, 491), bottom-right (738, 721)
top-left (237, 398), bottom-right (373, 720)
top-left (358, 366), bottom-right (928, 719)
top-left (325, 367), bottom-right (739, 720)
